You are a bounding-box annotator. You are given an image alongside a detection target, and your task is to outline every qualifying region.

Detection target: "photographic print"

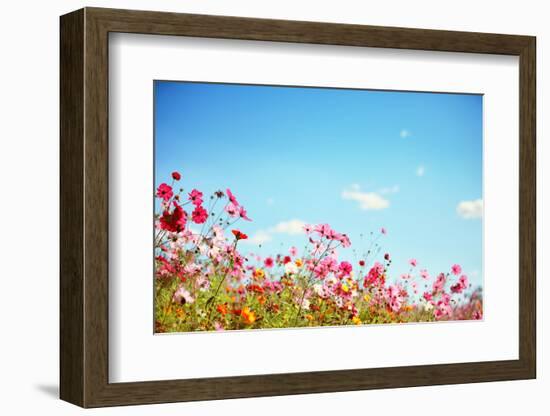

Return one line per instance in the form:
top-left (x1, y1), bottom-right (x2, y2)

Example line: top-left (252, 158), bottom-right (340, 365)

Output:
top-left (154, 81), bottom-right (483, 333)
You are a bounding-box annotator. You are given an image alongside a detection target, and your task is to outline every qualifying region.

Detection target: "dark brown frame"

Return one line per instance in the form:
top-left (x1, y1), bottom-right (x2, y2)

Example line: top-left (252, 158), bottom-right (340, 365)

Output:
top-left (60, 7), bottom-right (536, 408)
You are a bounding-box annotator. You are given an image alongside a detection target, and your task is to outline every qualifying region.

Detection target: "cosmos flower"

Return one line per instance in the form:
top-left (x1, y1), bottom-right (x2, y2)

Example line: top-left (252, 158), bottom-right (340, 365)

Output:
top-left (156, 183), bottom-right (173, 201)
top-left (191, 205), bottom-right (208, 224)
top-left (451, 264), bottom-right (462, 276)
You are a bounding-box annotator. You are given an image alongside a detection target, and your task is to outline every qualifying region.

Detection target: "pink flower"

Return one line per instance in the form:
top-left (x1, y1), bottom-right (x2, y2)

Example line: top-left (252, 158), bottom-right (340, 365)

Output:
top-left (338, 261), bottom-right (353, 277)
top-left (172, 285), bottom-right (194, 305)
top-left (289, 246), bottom-right (298, 257)
top-left (420, 269), bottom-right (429, 279)
top-left (191, 205), bottom-right (208, 224)
top-left (263, 257), bottom-right (274, 268)
top-left (381, 227), bottom-right (387, 235)
top-left (238, 205), bottom-right (252, 221)
top-left (459, 275), bottom-right (469, 289)
top-left (451, 264), bottom-right (462, 276)
top-left (364, 262), bottom-right (385, 287)
top-left (433, 273), bottom-right (446, 293)
top-left (423, 291), bottom-right (433, 302)
top-left (409, 258), bottom-right (417, 267)
top-left (226, 188), bottom-right (240, 206)
top-left (339, 234), bottom-right (352, 248)
top-left (156, 183), bottom-right (173, 201)
top-left (401, 273), bottom-right (411, 280)
top-left (303, 224), bottom-right (314, 234)
top-left (313, 223), bottom-right (332, 238)
top-left (225, 203), bottom-right (239, 217)
top-left (188, 189), bottom-right (203, 206)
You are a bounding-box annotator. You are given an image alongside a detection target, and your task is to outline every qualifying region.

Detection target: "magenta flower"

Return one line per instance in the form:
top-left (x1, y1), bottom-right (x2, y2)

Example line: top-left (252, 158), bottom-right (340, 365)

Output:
top-left (191, 205), bottom-right (208, 224)
top-left (338, 261), bottom-right (353, 277)
top-left (226, 188), bottom-right (239, 206)
top-left (263, 257), bottom-right (274, 268)
top-left (451, 264), bottom-right (462, 276)
top-left (188, 189), bottom-right (203, 206)
top-left (238, 205), bottom-right (252, 221)
top-left (156, 183), bottom-right (173, 201)
top-left (381, 227), bottom-right (387, 235)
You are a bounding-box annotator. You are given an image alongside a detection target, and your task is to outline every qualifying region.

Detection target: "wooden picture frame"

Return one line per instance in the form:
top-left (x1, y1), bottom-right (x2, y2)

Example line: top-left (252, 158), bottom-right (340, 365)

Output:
top-left (60, 7), bottom-right (536, 408)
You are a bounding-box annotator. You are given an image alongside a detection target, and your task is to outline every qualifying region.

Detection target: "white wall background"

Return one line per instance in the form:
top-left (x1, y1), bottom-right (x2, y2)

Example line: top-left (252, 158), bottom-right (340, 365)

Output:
top-left (0, 0), bottom-right (545, 414)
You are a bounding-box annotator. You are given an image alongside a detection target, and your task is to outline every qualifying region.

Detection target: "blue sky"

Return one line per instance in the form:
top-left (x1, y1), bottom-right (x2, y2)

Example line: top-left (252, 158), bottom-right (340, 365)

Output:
top-left (155, 81), bottom-right (483, 289)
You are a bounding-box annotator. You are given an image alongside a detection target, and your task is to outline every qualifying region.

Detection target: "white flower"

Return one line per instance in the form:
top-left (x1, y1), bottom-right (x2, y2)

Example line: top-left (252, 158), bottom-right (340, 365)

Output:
top-left (285, 262), bottom-right (298, 275)
top-left (172, 286), bottom-right (195, 305)
top-left (301, 298), bottom-right (310, 310)
top-left (422, 301), bottom-right (434, 312)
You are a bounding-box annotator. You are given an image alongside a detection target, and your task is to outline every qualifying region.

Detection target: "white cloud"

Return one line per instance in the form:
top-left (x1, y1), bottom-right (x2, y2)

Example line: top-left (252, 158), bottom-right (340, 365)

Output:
top-left (416, 165), bottom-right (425, 177)
top-left (400, 129), bottom-right (411, 138)
top-left (243, 230), bottom-right (273, 245)
top-left (342, 185), bottom-right (390, 210)
top-left (456, 199), bottom-right (483, 219)
top-left (242, 219), bottom-right (307, 246)
top-left (268, 219), bottom-right (307, 235)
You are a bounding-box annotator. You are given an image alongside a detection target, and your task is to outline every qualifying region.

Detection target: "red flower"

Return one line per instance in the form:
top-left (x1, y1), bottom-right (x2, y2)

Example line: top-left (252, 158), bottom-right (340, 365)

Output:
top-left (231, 229), bottom-right (248, 240)
top-left (359, 260), bottom-right (365, 267)
top-left (171, 171), bottom-right (181, 181)
top-left (191, 205), bottom-right (208, 224)
top-left (283, 255), bottom-right (291, 264)
top-left (159, 201), bottom-right (186, 232)
top-left (156, 183), bottom-right (173, 201)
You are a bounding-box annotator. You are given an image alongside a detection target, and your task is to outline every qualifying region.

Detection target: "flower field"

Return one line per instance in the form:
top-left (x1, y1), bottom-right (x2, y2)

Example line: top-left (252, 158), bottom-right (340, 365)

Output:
top-left (154, 171), bottom-right (483, 333)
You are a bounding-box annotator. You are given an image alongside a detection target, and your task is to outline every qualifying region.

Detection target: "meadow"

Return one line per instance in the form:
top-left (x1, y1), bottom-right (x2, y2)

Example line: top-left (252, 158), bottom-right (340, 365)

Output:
top-left (154, 171), bottom-right (482, 333)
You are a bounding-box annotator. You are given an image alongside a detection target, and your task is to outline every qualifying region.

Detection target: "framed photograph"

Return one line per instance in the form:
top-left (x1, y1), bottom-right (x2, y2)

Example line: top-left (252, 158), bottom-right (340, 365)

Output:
top-left (60, 7), bottom-right (536, 407)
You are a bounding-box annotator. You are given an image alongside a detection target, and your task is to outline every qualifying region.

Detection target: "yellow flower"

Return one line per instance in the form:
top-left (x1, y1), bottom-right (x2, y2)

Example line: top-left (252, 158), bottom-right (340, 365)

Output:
top-left (305, 314), bottom-right (314, 321)
top-left (253, 268), bottom-right (265, 279)
top-left (295, 258), bottom-right (303, 267)
top-left (352, 316), bottom-right (362, 325)
top-left (342, 283), bottom-right (349, 293)
top-left (241, 306), bottom-right (256, 324)
top-left (363, 294), bottom-right (371, 302)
